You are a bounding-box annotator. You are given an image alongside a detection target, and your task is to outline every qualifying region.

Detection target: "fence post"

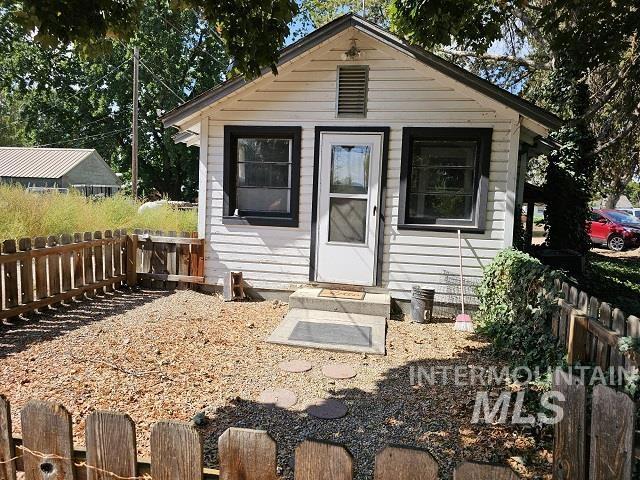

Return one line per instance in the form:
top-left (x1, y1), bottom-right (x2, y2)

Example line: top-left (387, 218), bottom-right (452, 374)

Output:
top-left (0, 395), bottom-right (16, 480)
top-left (47, 236), bottom-right (61, 305)
top-left (567, 311), bottom-right (589, 365)
top-left (83, 232), bottom-right (95, 298)
top-left (126, 233), bottom-right (138, 287)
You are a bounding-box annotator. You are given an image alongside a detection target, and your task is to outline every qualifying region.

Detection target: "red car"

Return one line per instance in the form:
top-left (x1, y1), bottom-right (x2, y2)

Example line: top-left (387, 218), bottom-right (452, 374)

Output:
top-left (588, 209), bottom-right (640, 251)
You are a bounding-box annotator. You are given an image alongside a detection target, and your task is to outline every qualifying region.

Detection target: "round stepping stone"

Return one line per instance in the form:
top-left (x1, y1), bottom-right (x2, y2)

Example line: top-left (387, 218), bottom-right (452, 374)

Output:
top-left (322, 363), bottom-right (356, 379)
top-left (279, 359), bottom-right (313, 373)
top-left (306, 398), bottom-right (348, 419)
top-left (258, 388), bottom-right (297, 408)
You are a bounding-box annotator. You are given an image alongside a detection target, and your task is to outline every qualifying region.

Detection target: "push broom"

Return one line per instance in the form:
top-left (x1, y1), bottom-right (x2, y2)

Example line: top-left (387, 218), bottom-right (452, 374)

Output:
top-left (454, 229), bottom-right (474, 332)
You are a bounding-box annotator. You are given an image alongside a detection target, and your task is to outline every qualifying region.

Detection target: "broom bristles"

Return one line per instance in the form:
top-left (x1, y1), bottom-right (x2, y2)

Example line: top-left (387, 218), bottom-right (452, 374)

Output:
top-left (454, 313), bottom-right (474, 332)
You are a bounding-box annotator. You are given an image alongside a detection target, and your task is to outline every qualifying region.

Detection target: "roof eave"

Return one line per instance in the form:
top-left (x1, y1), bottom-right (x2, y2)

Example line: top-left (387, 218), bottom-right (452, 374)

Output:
top-left (161, 14), bottom-right (562, 131)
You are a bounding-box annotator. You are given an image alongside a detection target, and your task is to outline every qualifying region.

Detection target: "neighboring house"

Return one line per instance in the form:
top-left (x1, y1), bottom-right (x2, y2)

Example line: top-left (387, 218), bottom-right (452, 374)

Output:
top-left (0, 147), bottom-right (121, 196)
top-left (162, 14), bottom-right (560, 306)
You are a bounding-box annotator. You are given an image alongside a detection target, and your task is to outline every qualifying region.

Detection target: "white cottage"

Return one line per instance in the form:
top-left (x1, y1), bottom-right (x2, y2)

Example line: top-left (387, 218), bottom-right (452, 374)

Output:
top-left (162, 14), bottom-right (560, 310)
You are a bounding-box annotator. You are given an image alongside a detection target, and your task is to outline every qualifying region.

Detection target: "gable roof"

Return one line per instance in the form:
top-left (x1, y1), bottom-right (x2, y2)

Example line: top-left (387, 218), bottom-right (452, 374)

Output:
top-left (0, 147), bottom-right (107, 179)
top-left (161, 14), bottom-right (562, 130)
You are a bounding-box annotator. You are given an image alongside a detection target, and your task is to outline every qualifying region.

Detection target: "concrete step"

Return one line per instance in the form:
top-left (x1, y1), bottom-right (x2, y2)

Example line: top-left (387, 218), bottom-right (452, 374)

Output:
top-left (288, 287), bottom-right (390, 318)
top-left (267, 308), bottom-right (386, 355)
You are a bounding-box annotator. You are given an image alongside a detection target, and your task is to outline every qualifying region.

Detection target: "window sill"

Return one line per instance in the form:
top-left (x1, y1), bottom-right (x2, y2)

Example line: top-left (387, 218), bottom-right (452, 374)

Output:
top-left (397, 223), bottom-right (485, 234)
top-left (222, 216), bottom-right (298, 227)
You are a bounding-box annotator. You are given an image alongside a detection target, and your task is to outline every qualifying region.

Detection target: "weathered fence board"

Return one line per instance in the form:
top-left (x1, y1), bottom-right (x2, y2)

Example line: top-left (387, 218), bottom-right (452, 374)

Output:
top-left (374, 446), bottom-right (438, 479)
top-left (151, 421), bottom-right (203, 480)
top-left (589, 385), bottom-right (635, 480)
top-left (0, 395), bottom-right (16, 480)
top-left (552, 370), bottom-right (586, 480)
top-left (47, 236), bottom-right (61, 303)
top-left (219, 428), bottom-right (276, 480)
top-left (18, 238), bottom-right (33, 306)
top-left (454, 462), bottom-right (519, 480)
top-left (103, 231), bottom-right (114, 293)
top-left (60, 234), bottom-right (72, 293)
top-left (20, 401), bottom-right (75, 480)
top-left (556, 280), bottom-right (640, 371)
top-left (85, 411), bottom-right (137, 480)
top-left (295, 440), bottom-right (352, 480)
top-left (2, 398), bottom-right (526, 480)
top-left (2, 240), bottom-right (18, 311)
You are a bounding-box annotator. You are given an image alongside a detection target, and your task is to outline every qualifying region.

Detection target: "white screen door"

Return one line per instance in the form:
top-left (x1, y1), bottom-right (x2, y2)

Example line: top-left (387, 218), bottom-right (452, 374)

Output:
top-left (316, 132), bottom-right (383, 285)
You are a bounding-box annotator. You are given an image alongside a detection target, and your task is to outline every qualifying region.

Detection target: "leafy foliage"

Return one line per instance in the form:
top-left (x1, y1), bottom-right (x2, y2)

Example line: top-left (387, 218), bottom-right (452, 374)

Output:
top-left (476, 249), bottom-right (563, 371)
top-left (0, 3), bottom-right (228, 199)
top-left (4, 0), bottom-right (298, 78)
top-left (300, 0), bottom-right (390, 28)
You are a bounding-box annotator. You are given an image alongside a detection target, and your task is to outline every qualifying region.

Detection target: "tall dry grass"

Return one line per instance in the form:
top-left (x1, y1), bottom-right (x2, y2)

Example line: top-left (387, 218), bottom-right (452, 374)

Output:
top-left (0, 185), bottom-right (197, 239)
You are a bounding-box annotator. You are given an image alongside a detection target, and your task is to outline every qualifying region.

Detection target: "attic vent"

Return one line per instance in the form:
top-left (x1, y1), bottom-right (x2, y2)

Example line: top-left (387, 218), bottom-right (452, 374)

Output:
top-left (336, 65), bottom-right (368, 117)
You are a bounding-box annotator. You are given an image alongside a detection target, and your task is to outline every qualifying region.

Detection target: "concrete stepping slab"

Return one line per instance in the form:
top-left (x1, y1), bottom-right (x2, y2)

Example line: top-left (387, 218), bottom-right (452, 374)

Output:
top-left (279, 359), bottom-right (313, 373)
top-left (322, 363), bottom-right (357, 379)
top-left (258, 388), bottom-right (297, 408)
top-left (267, 308), bottom-right (386, 355)
top-left (306, 398), bottom-right (348, 419)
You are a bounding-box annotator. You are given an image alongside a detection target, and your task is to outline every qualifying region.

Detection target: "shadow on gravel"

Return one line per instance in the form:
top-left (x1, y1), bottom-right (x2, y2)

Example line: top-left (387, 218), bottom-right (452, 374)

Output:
top-left (198, 348), bottom-right (551, 480)
top-left (0, 289), bottom-right (172, 358)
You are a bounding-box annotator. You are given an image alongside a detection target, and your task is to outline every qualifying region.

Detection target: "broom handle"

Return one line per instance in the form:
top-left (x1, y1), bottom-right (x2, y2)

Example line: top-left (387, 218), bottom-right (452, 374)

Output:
top-left (458, 229), bottom-right (465, 314)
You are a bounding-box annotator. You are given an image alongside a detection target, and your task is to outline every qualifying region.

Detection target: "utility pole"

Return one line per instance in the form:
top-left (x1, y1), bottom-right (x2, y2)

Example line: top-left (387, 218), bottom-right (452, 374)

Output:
top-left (131, 46), bottom-right (139, 198)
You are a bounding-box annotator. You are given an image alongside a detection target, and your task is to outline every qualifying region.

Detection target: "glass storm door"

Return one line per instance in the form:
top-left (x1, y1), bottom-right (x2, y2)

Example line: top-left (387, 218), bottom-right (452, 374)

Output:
top-left (316, 132), bottom-right (382, 285)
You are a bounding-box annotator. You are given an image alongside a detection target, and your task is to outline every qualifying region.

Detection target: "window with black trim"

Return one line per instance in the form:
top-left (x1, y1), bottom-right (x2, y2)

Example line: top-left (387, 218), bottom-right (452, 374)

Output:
top-left (223, 126), bottom-right (301, 227)
top-left (398, 128), bottom-right (492, 232)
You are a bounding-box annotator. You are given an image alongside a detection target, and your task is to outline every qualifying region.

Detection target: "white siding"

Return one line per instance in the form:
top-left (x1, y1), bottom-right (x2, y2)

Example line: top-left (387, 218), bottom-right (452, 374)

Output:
top-left (200, 28), bottom-right (520, 302)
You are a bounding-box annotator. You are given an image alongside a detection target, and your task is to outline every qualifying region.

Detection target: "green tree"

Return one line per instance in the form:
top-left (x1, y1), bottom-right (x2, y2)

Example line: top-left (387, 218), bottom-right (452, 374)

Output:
top-left (0, 3), bottom-right (229, 199)
top-left (389, 0), bottom-right (640, 255)
top-left (3, 0), bottom-right (298, 78)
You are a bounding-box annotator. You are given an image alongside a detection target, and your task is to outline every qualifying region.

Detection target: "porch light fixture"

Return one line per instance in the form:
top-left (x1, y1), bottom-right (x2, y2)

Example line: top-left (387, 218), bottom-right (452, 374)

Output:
top-left (342, 38), bottom-right (362, 61)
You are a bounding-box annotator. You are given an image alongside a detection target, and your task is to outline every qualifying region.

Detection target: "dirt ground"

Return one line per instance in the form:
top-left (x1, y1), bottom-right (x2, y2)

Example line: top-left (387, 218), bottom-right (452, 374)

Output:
top-left (0, 290), bottom-right (552, 479)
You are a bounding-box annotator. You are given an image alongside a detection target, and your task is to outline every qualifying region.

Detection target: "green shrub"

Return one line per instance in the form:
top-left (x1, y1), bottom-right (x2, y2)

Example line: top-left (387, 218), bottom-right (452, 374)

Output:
top-left (476, 248), bottom-right (563, 371)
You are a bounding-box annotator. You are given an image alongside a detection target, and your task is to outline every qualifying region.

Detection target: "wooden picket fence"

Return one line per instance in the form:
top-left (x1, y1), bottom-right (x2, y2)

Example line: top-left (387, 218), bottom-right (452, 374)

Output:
top-left (0, 397), bottom-right (519, 480)
top-left (553, 369), bottom-right (636, 479)
top-left (0, 229), bottom-right (205, 322)
top-left (552, 280), bottom-right (640, 369)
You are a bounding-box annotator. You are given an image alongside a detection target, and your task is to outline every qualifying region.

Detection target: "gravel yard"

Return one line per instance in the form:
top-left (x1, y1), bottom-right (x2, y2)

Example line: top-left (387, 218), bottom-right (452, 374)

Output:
top-left (0, 289), bottom-right (551, 479)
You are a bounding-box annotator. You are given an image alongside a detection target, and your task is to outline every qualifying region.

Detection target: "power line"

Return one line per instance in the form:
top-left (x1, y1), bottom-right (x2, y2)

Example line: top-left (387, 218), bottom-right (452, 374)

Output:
top-left (137, 57), bottom-right (185, 103)
top-left (32, 127), bottom-right (130, 148)
top-left (161, 14), bottom-right (231, 72)
top-left (0, 56), bottom-right (131, 132)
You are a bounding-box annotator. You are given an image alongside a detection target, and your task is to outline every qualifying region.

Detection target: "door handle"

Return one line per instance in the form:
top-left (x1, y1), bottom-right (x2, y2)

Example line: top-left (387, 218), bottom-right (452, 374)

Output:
top-left (373, 205), bottom-right (377, 216)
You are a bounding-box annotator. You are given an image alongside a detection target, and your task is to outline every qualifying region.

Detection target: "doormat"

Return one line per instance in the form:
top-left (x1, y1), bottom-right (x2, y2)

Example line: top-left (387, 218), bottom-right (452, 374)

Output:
top-left (288, 321), bottom-right (372, 347)
top-left (318, 289), bottom-right (365, 300)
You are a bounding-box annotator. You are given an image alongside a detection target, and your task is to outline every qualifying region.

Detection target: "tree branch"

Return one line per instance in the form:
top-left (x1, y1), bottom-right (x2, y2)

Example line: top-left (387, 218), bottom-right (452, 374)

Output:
top-left (437, 48), bottom-right (551, 70)
top-left (571, 53), bottom-right (640, 125)
top-left (587, 98), bottom-right (640, 158)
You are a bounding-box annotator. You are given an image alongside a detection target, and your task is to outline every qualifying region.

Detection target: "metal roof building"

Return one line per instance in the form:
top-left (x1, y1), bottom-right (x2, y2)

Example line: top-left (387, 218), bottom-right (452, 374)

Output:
top-left (0, 147), bottom-right (121, 196)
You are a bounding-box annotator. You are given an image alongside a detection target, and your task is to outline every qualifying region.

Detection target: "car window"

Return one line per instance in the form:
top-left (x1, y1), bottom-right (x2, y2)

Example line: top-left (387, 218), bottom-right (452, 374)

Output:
top-left (636, 211), bottom-right (640, 219)
top-left (606, 210), bottom-right (640, 224)
top-left (590, 212), bottom-right (603, 221)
